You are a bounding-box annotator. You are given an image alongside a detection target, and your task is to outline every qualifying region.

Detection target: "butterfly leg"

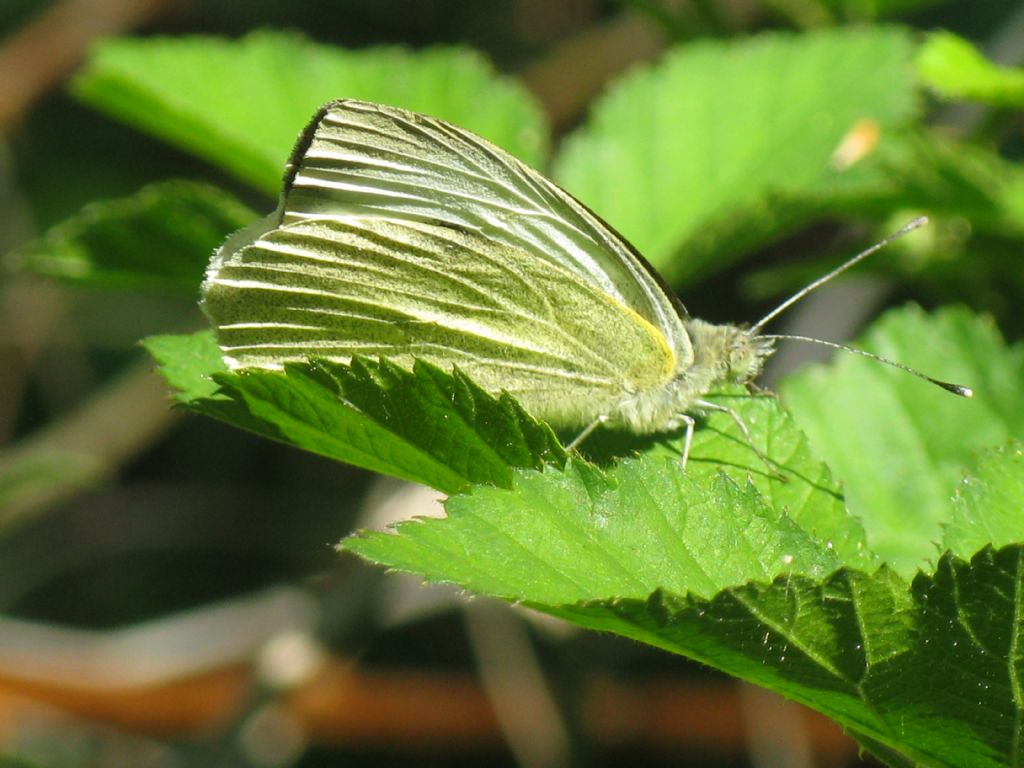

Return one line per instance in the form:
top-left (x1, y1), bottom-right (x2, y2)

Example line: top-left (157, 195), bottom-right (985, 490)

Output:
top-left (746, 380), bottom-right (779, 400)
top-left (679, 413), bottom-right (696, 469)
top-left (566, 414), bottom-right (609, 452)
top-left (695, 399), bottom-right (785, 481)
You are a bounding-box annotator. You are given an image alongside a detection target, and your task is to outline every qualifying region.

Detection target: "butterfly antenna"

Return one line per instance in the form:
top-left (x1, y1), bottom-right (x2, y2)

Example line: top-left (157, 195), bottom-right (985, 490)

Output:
top-left (759, 333), bottom-right (973, 398)
top-left (749, 217), bottom-right (929, 334)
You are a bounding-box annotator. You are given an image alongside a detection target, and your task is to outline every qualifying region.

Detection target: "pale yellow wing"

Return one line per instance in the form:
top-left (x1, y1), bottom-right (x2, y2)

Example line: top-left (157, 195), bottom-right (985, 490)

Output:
top-left (204, 216), bottom-right (677, 428)
top-left (279, 100), bottom-right (692, 366)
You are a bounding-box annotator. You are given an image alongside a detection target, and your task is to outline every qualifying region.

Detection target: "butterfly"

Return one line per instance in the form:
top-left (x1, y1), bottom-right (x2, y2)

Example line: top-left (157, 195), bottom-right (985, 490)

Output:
top-left (202, 100), bottom-right (969, 465)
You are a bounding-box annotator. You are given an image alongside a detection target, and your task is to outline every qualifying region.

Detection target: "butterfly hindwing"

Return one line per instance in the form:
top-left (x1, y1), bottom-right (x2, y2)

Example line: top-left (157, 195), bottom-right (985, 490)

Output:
top-left (205, 215), bottom-right (678, 427)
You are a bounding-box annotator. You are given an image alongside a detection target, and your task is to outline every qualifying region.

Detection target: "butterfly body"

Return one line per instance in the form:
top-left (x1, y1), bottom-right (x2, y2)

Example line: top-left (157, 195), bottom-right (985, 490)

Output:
top-left (203, 100), bottom-right (776, 438)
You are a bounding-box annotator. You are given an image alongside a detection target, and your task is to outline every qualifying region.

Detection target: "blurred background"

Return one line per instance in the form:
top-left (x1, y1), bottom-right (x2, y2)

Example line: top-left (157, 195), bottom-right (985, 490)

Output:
top-left (0, 1), bottom-right (1020, 766)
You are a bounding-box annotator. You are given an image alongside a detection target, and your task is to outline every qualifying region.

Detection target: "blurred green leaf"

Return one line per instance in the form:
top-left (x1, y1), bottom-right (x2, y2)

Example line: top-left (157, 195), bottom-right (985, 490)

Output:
top-left (946, 443), bottom-right (1024, 558)
top-left (74, 31), bottom-right (548, 195)
top-left (821, 0), bottom-right (952, 19)
top-left (917, 31), bottom-right (1024, 107)
top-left (145, 332), bottom-right (566, 493)
top-left (781, 305), bottom-right (1024, 574)
top-left (554, 27), bottom-right (919, 285)
top-left (0, 450), bottom-right (98, 531)
top-left (7, 182), bottom-right (252, 295)
top-left (741, 133), bottom-right (1024, 326)
top-left (869, 131), bottom-right (1024, 227)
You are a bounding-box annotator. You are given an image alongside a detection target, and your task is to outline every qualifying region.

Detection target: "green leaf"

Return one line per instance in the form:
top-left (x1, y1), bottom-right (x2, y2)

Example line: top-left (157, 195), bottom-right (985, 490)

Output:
top-left (673, 389), bottom-right (868, 567)
top-left (144, 330), bottom-right (228, 402)
top-left (145, 332), bottom-right (287, 453)
top-left (743, 133), bottom-right (1024, 311)
top-left (0, 450), bottom-right (99, 530)
top-left (781, 305), bottom-right (1024, 575)
top-left (342, 450), bottom-right (1024, 766)
top-left (344, 450), bottom-right (1024, 767)
top-left (554, 27), bottom-right (919, 285)
top-left (146, 327), bottom-right (865, 566)
top-left (574, 547), bottom-right (1024, 768)
top-left (820, 0), bottom-right (951, 18)
top-left (946, 443), bottom-right (1024, 558)
top-left (74, 32), bottom-right (548, 195)
top-left (148, 326), bottom-right (863, 559)
top-left (337, 306), bottom-right (1024, 765)
top-left (869, 132), bottom-right (1024, 229)
top-left (347, 459), bottom-right (842, 600)
top-left (917, 31), bottom-right (1024, 107)
top-left (156, 311), bottom-right (1024, 765)
top-left (144, 332), bottom-right (565, 493)
top-left (6, 182), bottom-right (252, 295)
top-left (340, 384), bottom-right (867, 591)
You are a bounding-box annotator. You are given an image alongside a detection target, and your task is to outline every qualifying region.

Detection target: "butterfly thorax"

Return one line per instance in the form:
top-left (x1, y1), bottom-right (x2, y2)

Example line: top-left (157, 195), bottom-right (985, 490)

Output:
top-left (611, 318), bottom-right (775, 434)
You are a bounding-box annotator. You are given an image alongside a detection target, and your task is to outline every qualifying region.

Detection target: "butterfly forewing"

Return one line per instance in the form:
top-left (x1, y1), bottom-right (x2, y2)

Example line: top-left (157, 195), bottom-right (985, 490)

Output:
top-left (279, 100), bottom-right (691, 364)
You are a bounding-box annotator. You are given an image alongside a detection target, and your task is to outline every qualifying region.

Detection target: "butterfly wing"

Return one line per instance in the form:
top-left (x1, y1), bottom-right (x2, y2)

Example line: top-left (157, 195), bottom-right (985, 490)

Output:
top-left (277, 100), bottom-right (692, 364)
top-left (203, 100), bottom-right (697, 429)
top-left (204, 215), bottom-right (677, 428)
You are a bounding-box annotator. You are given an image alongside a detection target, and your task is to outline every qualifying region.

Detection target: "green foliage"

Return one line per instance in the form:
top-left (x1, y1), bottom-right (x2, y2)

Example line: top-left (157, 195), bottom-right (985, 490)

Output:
top-left (147, 306), bottom-right (1024, 766)
top-left (917, 31), bottom-right (1024, 107)
top-left (947, 444), bottom-right (1024, 558)
top-left (5, 182), bottom-right (252, 295)
top-left (819, 0), bottom-right (950, 17)
top-left (144, 332), bottom-right (565, 493)
top-left (338, 307), bottom-right (1024, 768)
top-left (782, 306), bottom-right (1024, 573)
top-left (143, 330), bottom-right (230, 402)
top-left (577, 547), bottom-right (1024, 768)
top-left (554, 27), bottom-right (920, 283)
top-left (26, 28), bottom-right (1024, 314)
top-left (346, 459), bottom-right (844, 600)
top-left (10, 22), bottom-right (1024, 768)
top-left (73, 31), bottom-right (548, 195)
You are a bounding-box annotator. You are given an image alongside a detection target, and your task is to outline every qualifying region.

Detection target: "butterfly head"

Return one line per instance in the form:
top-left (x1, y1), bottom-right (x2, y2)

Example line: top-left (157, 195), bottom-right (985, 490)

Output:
top-left (681, 318), bottom-right (776, 390)
top-left (726, 327), bottom-right (776, 384)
